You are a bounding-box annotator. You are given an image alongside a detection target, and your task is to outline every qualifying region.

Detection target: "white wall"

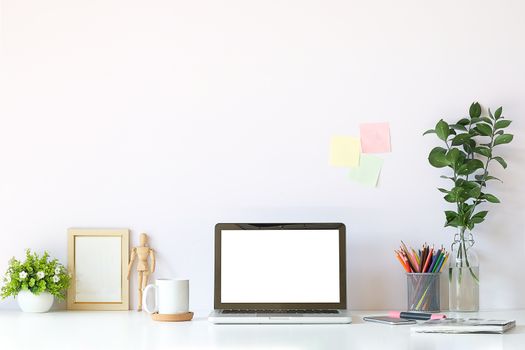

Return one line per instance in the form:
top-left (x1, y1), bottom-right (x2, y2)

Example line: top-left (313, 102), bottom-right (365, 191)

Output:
top-left (1, 0), bottom-right (524, 311)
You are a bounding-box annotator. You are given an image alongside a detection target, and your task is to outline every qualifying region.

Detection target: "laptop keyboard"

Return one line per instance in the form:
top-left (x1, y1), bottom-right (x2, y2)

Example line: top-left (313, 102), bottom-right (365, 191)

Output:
top-left (222, 309), bottom-right (339, 314)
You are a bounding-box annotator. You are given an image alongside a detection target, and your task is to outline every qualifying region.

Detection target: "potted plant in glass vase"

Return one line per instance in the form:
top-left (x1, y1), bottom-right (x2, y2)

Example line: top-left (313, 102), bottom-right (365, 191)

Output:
top-left (424, 102), bottom-right (513, 312)
top-left (1, 249), bottom-right (71, 312)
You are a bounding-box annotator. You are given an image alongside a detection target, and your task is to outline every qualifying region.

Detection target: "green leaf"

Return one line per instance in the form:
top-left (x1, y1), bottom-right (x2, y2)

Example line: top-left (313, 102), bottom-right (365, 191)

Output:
top-left (437, 188), bottom-right (450, 193)
top-left (460, 180), bottom-right (478, 190)
top-left (483, 193), bottom-right (500, 203)
top-left (450, 124), bottom-right (468, 132)
top-left (469, 102), bottom-right (482, 118)
top-left (468, 186), bottom-right (481, 198)
top-left (488, 108), bottom-right (494, 120)
top-left (473, 146), bottom-right (491, 157)
top-left (440, 175), bottom-right (454, 181)
top-left (470, 117), bottom-right (482, 124)
top-left (447, 186), bottom-right (470, 203)
top-left (485, 175), bottom-right (502, 182)
top-left (445, 148), bottom-right (461, 165)
top-left (445, 210), bottom-right (457, 221)
top-left (494, 119), bottom-right (512, 129)
top-left (474, 123), bottom-right (492, 136)
top-left (457, 159), bottom-right (484, 175)
top-left (457, 118), bottom-right (470, 126)
top-left (494, 106), bottom-right (503, 119)
top-left (455, 178), bottom-right (465, 187)
top-left (481, 117), bottom-right (493, 125)
top-left (472, 211), bottom-right (488, 220)
top-left (493, 134), bottom-right (513, 146)
top-left (471, 216), bottom-right (485, 224)
top-left (451, 133), bottom-right (471, 146)
top-left (444, 211), bottom-right (462, 227)
top-left (444, 193), bottom-right (457, 203)
top-left (460, 202), bottom-right (474, 215)
top-left (492, 156), bottom-right (507, 169)
top-left (462, 141), bottom-right (475, 154)
top-left (435, 119), bottom-right (450, 141)
top-left (423, 129), bottom-right (436, 136)
top-left (428, 147), bottom-right (449, 168)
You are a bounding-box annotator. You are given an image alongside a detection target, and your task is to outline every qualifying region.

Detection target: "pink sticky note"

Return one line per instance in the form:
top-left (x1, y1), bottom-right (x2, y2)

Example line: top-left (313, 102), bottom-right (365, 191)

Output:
top-left (359, 122), bottom-right (391, 153)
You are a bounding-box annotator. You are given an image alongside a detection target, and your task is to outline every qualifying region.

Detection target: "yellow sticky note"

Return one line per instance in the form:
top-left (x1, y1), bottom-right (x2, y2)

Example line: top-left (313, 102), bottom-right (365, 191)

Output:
top-left (330, 136), bottom-right (360, 167)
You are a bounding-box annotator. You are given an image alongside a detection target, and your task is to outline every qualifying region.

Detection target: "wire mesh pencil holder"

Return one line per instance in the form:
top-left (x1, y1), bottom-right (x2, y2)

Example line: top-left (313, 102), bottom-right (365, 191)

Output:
top-left (406, 273), bottom-right (440, 312)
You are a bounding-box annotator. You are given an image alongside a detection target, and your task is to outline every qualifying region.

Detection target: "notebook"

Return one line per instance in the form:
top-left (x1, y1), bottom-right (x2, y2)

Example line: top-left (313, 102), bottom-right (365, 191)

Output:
top-left (411, 318), bottom-right (516, 334)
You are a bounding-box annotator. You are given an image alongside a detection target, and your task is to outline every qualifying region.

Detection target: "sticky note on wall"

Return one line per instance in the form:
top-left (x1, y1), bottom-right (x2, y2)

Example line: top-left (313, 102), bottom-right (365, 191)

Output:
top-left (348, 154), bottom-right (383, 187)
top-left (330, 136), bottom-right (360, 167)
top-left (360, 122), bottom-right (391, 153)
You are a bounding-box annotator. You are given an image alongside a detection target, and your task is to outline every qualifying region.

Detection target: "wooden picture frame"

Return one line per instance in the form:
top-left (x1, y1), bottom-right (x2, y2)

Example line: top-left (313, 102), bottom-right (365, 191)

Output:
top-left (67, 228), bottom-right (130, 310)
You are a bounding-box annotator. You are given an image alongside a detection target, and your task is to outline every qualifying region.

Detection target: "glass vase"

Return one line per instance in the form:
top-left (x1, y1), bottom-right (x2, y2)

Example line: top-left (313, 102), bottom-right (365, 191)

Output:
top-left (449, 227), bottom-right (479, 312)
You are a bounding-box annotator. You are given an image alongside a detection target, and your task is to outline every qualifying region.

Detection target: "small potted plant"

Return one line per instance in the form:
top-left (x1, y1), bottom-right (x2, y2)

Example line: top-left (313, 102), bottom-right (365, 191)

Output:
top-left (1, 249), bottom-right (71, 312)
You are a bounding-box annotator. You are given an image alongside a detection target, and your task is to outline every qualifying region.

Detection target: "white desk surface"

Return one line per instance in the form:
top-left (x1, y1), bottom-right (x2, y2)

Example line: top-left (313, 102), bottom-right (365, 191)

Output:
top-left (1, 309), bottom-right (524, 350)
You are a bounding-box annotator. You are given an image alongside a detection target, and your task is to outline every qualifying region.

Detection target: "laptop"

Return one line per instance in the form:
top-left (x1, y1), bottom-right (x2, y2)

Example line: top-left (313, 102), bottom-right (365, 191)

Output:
top-left (208, 223), bottom-right (352, 324)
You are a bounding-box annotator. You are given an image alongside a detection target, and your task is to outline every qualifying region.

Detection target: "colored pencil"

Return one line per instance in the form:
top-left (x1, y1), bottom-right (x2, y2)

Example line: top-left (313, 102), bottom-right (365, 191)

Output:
top-left (422, 246), bottom-right (433, 273)
top-left (395, 242), bottom-right (448, 274)
top-left (431, 252), bottom-right (445, 273)
top-left (427, 249), bottom-right (441, 273)
top-left (439, 253), bottom-right (449, 273)
top-left (395, 252), bottom-right (410, 272)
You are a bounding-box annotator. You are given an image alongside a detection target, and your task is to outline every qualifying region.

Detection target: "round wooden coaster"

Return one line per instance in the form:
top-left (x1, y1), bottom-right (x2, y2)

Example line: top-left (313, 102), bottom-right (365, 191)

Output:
top-left (151, 311), bottom-right (194, 322)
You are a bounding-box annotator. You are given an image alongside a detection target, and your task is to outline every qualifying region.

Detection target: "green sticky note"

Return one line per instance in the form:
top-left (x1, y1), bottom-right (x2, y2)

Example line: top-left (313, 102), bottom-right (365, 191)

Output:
top-left (330, 136), bottom-right (360, 167)
top-left (348, 154), bottom-right (383, 187)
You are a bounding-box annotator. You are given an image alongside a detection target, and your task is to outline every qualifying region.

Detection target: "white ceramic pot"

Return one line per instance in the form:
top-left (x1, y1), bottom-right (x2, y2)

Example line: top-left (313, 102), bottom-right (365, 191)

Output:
top-left (16, 290), bottom-right (54, 313)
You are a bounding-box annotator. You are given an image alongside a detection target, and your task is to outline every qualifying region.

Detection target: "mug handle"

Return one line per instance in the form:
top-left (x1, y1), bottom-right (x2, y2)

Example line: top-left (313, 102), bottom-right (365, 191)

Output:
top-left (142, 284), bottom-right (158, 314)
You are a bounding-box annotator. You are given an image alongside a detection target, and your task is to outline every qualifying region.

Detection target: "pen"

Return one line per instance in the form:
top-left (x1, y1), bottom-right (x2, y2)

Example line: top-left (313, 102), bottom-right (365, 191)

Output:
top-left (388, 311), bottom-right (446, 320)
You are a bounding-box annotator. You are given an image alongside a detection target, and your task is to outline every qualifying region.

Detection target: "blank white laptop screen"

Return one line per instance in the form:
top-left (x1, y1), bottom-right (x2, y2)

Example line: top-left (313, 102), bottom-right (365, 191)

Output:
top-left (220, 229), bottom-right (340, 303)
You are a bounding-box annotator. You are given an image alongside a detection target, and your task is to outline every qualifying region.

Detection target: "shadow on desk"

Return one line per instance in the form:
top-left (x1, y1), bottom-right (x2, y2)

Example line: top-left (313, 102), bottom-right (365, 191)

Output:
top-left (508, 325), bottom-right (525, 334)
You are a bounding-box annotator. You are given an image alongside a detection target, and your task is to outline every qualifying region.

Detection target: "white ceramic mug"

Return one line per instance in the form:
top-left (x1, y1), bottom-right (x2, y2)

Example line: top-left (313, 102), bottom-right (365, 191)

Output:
top-left (142, 279), bottom-right (189, 314)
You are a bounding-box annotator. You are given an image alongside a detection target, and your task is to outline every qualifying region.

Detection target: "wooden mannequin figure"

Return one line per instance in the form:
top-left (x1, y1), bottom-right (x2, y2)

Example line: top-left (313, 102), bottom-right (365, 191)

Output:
top-left (127, 233), bottom-right (156, 311)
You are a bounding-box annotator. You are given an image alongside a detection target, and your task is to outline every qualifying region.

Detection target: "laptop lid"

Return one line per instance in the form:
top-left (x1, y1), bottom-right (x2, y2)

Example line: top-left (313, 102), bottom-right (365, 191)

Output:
top-left (214, 223), bottom-right (347, 310)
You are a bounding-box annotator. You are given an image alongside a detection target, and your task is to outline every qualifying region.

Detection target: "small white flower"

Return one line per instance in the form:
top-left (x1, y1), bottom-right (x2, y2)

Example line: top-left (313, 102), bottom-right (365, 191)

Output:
top-left (52, 275), bottom-right (60, 283)
top-left (36, 271), bottom-right (45, 280)
top-left (19, 271), bottom-right (28, 280)
top-left (5, 274), bottom-right (11, 283)
top-left (55, 267), bottom-right (61, 275)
